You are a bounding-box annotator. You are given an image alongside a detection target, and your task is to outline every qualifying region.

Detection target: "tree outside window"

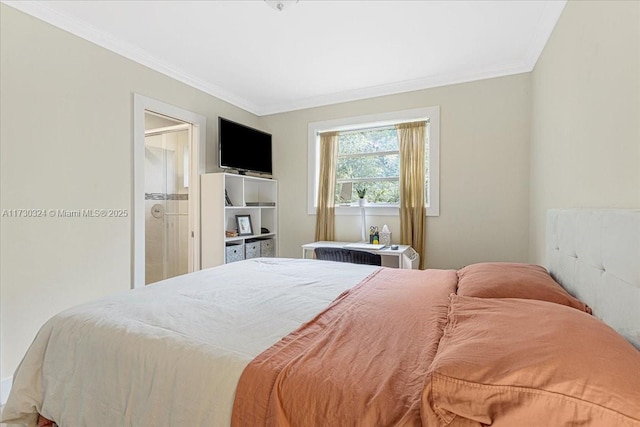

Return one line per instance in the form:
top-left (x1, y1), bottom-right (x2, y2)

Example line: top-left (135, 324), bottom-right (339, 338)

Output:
top-left (334, 125), bottom-right (429, 205)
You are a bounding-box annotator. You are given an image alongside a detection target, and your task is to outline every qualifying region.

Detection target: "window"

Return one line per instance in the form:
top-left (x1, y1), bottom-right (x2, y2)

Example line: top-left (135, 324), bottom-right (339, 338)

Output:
top-left (308, 107), bottom-right (440, 216)
top-left (335, 125), bottom-right (431, 205)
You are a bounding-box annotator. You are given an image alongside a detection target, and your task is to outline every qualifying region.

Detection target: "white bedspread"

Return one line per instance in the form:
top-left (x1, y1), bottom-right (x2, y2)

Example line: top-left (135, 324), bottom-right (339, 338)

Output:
top-left (2, 258), bottom-right (377, 427)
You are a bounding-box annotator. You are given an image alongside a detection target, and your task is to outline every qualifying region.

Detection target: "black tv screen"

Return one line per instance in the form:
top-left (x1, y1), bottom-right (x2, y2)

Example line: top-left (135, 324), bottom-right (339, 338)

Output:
top-left (219, 117), bottom-right (272, 176)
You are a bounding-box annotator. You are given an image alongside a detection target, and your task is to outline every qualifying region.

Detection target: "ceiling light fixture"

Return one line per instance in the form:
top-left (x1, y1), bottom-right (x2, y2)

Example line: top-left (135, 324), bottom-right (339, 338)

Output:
top-left (264, 0), bottom-right (299, 12)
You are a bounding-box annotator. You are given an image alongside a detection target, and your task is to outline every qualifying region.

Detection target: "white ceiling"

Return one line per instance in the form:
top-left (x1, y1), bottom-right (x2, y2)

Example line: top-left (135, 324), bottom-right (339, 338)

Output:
top-left (4, 0), bottom-right (566, 116)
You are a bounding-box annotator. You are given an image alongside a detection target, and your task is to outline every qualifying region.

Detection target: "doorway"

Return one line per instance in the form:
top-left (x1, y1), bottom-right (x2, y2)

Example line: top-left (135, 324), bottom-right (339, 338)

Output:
top-left (144, 113), bottom-right (191, 284)
top-left (133, 95), bottom-right (207, 288)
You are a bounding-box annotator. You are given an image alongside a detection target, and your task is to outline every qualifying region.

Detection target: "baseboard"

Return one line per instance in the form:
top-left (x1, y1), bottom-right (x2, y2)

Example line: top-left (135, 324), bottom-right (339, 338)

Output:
top-left (1, 376), bottom-right (11, 405)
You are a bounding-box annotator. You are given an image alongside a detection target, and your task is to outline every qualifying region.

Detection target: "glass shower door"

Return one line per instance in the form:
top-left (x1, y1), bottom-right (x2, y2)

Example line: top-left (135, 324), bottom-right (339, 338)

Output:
top-left (144, 126), bottom-right (190, 284)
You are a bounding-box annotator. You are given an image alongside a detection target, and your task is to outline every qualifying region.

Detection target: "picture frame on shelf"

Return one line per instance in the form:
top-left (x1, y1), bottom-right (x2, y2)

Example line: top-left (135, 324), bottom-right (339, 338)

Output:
top-left (236, 214), bottom-right (253, 236)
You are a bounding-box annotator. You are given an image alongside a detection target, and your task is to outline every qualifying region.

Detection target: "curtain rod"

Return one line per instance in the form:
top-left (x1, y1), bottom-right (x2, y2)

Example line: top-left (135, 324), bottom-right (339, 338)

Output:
top-left (316, 118), bottom-right (428, 136)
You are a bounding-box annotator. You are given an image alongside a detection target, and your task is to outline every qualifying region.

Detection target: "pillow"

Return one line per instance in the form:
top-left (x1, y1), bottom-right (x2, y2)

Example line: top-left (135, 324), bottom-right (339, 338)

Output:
top-left (422, 295), bottom-right (640, 427)
top-left (457, 262), bottom-right (591, 313)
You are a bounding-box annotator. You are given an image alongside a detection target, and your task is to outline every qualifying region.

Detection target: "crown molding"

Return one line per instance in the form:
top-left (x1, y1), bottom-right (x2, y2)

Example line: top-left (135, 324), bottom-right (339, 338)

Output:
top-left (257, 61), bottom-right (532, 116)
top-left (257, 1), bottom-right (567, 116)
top-left (2, 0), bottom-right (566, 117)
top-left (1, 0), bottom-right (263, 115)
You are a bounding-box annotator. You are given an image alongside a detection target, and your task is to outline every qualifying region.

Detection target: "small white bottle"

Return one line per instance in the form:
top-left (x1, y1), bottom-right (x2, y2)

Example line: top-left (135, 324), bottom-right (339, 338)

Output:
top-left (380, 224), bottom-right (391, 246)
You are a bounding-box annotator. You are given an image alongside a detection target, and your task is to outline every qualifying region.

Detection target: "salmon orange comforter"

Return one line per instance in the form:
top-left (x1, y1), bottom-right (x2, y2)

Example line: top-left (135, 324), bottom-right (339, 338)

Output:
top-left (8, 259), bottom-right (637, 427)
top-left (232, 268), bottom-right (458, 426)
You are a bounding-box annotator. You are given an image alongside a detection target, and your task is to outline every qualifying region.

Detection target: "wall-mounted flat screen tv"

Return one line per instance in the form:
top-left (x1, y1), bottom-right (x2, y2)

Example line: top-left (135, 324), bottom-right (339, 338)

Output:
top-left (218, 117), bottom-right (272, 176)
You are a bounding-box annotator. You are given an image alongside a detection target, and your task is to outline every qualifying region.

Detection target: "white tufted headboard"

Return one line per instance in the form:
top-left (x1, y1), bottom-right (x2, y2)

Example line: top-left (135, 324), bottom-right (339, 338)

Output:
top-left (547, 209), bottom-right (640, 349)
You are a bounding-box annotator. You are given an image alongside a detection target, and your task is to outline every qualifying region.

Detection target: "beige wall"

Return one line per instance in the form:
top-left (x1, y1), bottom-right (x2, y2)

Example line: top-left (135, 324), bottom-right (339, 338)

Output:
top-left (262, 73), bottom-right (532, 269)
top-left (529, 0), bottom-right (640, 264)
top-left (0, 5), bottom-right (261, 379)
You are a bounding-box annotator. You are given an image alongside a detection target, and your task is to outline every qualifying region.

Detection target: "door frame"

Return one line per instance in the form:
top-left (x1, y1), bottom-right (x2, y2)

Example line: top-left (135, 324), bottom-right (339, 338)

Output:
top-left (133, 94), bottom-right (206, 288)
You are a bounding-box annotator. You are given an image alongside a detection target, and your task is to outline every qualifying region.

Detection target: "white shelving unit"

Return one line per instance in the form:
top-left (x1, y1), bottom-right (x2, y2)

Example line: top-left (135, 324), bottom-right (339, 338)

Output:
top-left (201, 173), bottom-right (278, 268)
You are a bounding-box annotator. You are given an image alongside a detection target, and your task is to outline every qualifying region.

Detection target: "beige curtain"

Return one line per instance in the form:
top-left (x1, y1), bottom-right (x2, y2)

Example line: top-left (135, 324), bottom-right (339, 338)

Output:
top-left (397, 121), bottom-right (426, 269)
top-left (315, 131), bottom-right (339, 241)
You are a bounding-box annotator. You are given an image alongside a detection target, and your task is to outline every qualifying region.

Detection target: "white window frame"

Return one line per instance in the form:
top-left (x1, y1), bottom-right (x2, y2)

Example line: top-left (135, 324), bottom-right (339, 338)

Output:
top-left (307, 106), bottom-right (440, 217)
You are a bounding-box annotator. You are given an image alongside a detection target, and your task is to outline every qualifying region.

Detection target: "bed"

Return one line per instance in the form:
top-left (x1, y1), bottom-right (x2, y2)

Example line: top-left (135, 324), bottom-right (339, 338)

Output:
top-left (2, 209), bottom-right (639, 426)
